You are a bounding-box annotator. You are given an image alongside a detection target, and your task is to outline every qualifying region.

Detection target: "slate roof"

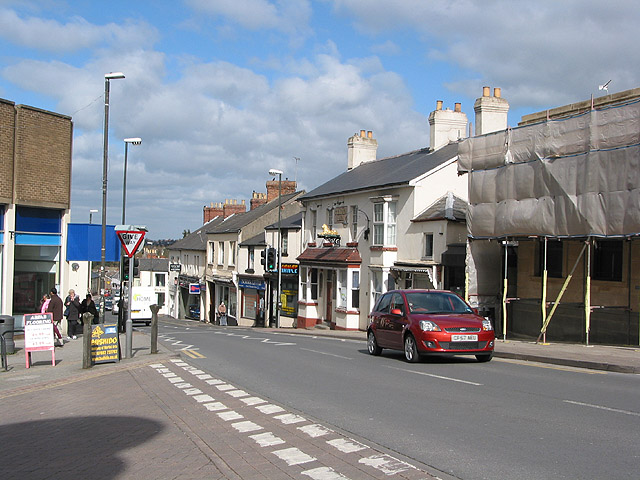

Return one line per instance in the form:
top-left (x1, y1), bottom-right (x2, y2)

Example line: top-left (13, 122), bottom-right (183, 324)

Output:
top-left (300, 142), bottom-right (459, 200)
top-left (206, 191), bottom-right (303, 234)
top-left (297, 247), bottom-right (362, 265)
top-left (413, 192), bottom-right (467, 223)
top-left (265, 212), bottom-right (303, 230)
top-left (167, 216), bottom-right (224, 252)
top-left (239, 232), bottom-right (266, 247)
top-left (139, 258), bottom-right (169, 272)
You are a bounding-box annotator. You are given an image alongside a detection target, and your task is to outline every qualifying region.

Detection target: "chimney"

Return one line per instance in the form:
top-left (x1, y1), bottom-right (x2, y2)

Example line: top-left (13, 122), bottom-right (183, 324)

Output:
top-left (266, 179), bottom-right (297, 203)
top-left (203, 202), bottom-right (224, 223)
top-left (222, 199), bottom-right (246, 218)
top-left (428, 101), bottom-right (468, 151)
top-left (347, 129), bottom-right (378, 170)
top-left (250, 191), bottom-right (267, 210)
top-left (474, 86), bottom-right (509, 136)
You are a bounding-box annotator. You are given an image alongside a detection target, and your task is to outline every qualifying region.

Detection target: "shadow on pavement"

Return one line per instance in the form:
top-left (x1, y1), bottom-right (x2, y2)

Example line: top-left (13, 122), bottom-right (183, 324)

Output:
top-left (1, 415), bottom-right (163, 479)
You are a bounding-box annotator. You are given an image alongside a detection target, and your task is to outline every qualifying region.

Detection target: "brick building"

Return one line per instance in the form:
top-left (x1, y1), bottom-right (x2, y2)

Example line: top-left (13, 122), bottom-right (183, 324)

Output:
top-left (0, 98), bottom-right (73, 323)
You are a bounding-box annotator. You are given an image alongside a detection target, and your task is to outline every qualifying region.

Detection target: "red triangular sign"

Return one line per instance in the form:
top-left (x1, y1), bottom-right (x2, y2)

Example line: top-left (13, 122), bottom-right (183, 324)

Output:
top-left (116, 230), bottom-right (146, 257)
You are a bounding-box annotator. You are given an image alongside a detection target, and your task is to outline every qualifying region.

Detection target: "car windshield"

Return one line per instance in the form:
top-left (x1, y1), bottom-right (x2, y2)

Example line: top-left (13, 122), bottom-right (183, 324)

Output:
top-left (406, 292), bottom-right (473, 314)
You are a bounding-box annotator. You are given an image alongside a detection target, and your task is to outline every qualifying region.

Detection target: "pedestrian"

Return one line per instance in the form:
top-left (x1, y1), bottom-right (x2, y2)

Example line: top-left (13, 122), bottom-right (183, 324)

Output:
top-left (40, 293), bottom-right (63, 346)
top-left (46, 287), bottom-right (64, 346)
top-left (64, 289), bottom-right (81, 339)
top-left (81, 293), bottom-right (99, 324)
top-left (217, 301), bottom-right (227, 326)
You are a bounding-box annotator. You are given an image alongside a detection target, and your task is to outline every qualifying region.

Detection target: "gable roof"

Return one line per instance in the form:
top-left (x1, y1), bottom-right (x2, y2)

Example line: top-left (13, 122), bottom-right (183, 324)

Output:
top-left (168, 216), bottom-right (224, 252)
top-left (413, 192), bottom-right (467, 223)
top-left (206, 191), bottom-right (303, 234)
top-left (300, 142), bottom-right (458, 201)
top-left (265, 212), bottom-right (303, 230)
top-left (139, 258), bottom-right (169, 272)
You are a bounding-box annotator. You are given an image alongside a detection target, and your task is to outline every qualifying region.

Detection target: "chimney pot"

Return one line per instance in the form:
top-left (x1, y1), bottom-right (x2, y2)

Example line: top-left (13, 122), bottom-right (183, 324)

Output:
top-left (483, 86), bottom-right (490, 97)
top-left (494, 87), bottom-right (501, 98)
top-left (454, 102), bottom-right (461, 112)
top-left (367, 130), bottom-right (372, 138)
top-left (360, 129), bottom-right (366, 137)
top-left (436, 100), bottom-right (443, 111)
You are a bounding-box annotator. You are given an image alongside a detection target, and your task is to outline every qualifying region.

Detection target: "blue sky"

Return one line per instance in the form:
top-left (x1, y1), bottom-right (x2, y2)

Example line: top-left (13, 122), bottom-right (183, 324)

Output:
top-left (1, 0), bottom-right (638, 239)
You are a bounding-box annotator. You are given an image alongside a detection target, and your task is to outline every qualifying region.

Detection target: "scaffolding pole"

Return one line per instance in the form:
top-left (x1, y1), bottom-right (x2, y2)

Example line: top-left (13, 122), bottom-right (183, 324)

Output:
top-left (541, 238), bottom-right (548, 344)
top-left (585, 240), bottom-right (592, 346)
top-left (502, 243), bottom-right (508, 341)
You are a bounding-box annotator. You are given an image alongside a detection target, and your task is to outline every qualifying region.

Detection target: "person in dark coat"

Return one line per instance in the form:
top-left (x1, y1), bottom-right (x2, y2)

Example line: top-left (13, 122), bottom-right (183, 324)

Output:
top-left (46, 287), bottom-right (64, 346)
top-left (64, 289), bottom-right (81, 339)
top-left (81, 293), bottom-right (100, 324)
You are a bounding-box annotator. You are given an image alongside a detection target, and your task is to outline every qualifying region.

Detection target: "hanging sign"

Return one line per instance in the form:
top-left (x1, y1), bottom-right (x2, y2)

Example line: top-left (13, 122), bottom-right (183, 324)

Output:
top-left (116, 230), bottom-right (146, 257)
top-left (189, 283), bottom-right (201, 294)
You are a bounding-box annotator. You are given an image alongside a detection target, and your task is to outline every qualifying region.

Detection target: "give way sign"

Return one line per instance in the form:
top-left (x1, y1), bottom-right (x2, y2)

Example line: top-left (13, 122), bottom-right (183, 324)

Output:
top-left (116, 230), bottom-right (146, 258)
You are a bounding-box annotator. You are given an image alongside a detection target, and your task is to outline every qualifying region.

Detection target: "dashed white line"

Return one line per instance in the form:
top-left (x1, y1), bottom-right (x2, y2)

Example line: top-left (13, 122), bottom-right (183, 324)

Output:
top-left (232, 421), bottom-right (263, 433)
top-left (241, 396), bottom-right (267, 406)
top-left (387, 365), bottom-right (483, 386)
top-left (227, 389), bottom-right (249, 398)
top-left (192, 394), bottom-right (215, 403)
top-left (183, 388), bottom-right (203, 395)
top-left (564, 400), bottom-right (640, 417)
top-left (273, 447), bottom-right (316, 466)
top-left (218, 410), bottom-right (243, 421)
top-left (250, 432), bottom-right (285, 447)
top-left (300, 348), bottom-right (353, 360)
top-left (256, 404), bottom-right (285, 415)
top-left (203, 402), bottom-right (227, 412)
top-left (167, 377), bottom-right (184, 383)
top-left (216, 384), bottom-right (235, 391)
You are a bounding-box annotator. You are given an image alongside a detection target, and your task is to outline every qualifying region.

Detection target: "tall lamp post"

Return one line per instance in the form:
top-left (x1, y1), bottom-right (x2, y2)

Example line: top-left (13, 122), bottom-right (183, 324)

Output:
top-left (120, 137), bottom-right (141, 330)
top-left (269, 168), bottom-right (283, 328)
top-left (88, 209), bottom-right (98, 294)
top-left (100, 72), bottom-right (125, 322)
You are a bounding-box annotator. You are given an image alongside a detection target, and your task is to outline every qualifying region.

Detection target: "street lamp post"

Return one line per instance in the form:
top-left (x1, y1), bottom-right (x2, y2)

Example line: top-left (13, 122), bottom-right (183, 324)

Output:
top-left (100, 72), bottom-right (125, 323)
top-left (269, 168), bottom-right (283, 328)
top-left (119, 137), bottom-right (141, 333)
top-left (89, 209), bottom-right (98, 224)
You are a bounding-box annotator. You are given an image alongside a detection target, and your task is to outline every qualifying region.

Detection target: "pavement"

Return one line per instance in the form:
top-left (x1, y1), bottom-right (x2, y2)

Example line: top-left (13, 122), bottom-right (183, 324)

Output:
top-left (0, 319), bottom-right (638, 480)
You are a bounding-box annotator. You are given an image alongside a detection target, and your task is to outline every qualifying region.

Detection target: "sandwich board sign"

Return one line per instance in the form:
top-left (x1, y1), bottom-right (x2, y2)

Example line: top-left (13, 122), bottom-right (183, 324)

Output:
top-left (115, 226), bottom-right (147, 258)
top-left (23, 312), bottom-right (55, 368)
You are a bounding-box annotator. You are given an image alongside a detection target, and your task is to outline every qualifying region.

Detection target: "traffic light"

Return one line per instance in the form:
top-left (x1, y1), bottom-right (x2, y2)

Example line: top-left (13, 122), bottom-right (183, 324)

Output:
top-left (260, 249), bottom-right (267, 267)
top-left (133, 258), bottom-right (140, 277)
top-left (123, 257), bottom-right (130, 280)
top-left (266, 248), bottom-right (276, 271)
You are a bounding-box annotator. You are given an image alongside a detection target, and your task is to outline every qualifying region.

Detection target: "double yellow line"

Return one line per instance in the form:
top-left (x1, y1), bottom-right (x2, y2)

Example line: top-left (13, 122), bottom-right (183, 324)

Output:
top-left (183, 349), bottom-right (206, 359)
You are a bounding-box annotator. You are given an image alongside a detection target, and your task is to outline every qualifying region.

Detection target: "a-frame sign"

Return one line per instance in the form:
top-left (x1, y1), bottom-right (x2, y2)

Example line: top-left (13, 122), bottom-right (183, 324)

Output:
top-left (116, 228), bottom-right (146, 258)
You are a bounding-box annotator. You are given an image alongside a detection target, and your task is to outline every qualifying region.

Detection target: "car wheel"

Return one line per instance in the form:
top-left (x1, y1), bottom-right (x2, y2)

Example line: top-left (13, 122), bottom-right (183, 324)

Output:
top-left (367, 331), bottom-right (382, 356)
top-left (476, 352), bottom-right (493, 363)
top-left (404, 334), bottom-right (420, 363)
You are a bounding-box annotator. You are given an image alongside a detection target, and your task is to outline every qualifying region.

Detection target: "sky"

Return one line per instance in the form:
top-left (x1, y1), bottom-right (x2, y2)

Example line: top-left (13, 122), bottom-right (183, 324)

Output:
top-left (1, 0), bottom-right (639, 240)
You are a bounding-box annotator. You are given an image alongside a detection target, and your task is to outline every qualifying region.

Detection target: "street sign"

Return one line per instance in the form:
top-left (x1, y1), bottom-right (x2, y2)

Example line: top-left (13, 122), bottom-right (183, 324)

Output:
top-left (116, 230), bottom-right (146, 257)
top-left (170, 263), bottom-right (182, 272)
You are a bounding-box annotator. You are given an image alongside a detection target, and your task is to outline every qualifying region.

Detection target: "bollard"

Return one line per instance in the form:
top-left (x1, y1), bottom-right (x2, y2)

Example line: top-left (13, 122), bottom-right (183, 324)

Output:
top-left (150, 304), bottom-right (160, 354)
top-left (82, 312), bottom-right (93, 369)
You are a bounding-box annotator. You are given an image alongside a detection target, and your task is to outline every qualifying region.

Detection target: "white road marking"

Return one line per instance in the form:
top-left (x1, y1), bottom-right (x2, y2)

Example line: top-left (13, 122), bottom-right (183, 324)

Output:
top-left (178, 344), bottom-right (195, 350)
top-left (150, 363), bottom-right (165, 368)
top-left (232, 420), bottom-right (263, 433)
top-left (387, 366), bottom-right (482, 386)
top-left (273, 447), bottom-right (316, 466)
top-left (183, 388), bottom-right (203, 395)
top-left (327, 438), bottom-right (368, 453)
top-left (218, 410), bottom-right (244, 421)
top-left (274, 413), bottom-right (306, 424)
top-left (155, 368), bottom-right (170, 373)
top-left (167, 377), bottom-right (184, 383)
top-left (300, 348), bottom-right (353, 360)
top-left (359, 454), bottom-right (415, 475)
top-left (205, 379), bottom-right (225, 385)
top-left (203, 402), bottom-right (227, 412)
top-left (256, 404), bottom-right (285, 415)
top-left (249, 432), bottom-right (285, 447)
top-left (196, 374), bottom-right (213, 380)
top-left (162, 372), bottom-right (177, 378)
top-left (298, 424), bottom-right (334, 438)
top-left (564, 400), bottom-right (640, 417)
top-left (192, 394), bottom-right (215, 403)
top-left (226, 389), bottom-right (249, 398)
top-left (188, 369), bottom-right (205, 375)
top-left (216, 384), bottom-right (236, 391)
top-left (241, 396), bottom-right (267, 406)
top-left (174, 383), bottom-right (193, 389)
top-left (302, 467), bottom-right (351, 480)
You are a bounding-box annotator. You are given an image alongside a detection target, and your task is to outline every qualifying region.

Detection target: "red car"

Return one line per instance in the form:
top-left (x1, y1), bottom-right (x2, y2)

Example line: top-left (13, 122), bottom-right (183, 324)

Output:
top-left (367, 289), bottom-right (495, 363)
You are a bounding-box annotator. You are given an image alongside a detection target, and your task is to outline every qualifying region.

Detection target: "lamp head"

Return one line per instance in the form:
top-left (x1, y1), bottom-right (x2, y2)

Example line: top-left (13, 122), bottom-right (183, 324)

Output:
top-left (124, 137), bottom-right (142, 145)
top-left (105, 72), bottom-right (125, 80)
top-left (269, 168), bottom-right (283, 176)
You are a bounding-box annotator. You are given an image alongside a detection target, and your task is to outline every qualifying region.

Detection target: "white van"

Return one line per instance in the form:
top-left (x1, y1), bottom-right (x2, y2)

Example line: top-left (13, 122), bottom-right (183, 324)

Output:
top-left (130, 286), bottom-right (156, 326)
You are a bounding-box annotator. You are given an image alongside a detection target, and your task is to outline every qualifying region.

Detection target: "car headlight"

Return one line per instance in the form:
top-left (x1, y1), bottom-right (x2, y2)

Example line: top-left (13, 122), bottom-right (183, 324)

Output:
top-left (482, 318), bottom-right (493, 331)
top-left (419, 320), bottom-right (441, 332)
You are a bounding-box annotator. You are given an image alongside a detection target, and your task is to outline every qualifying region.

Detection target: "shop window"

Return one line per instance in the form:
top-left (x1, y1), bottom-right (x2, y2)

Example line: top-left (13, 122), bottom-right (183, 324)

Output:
top-left (338, 269), bottom-right (347, 308)
top-left (16, 206), bottom-right (61, 233)
top-left (593, 240), bottom-right (622, 281)
top-left (351, 271), bottom-right (360, 309)
top-left (155, 273), bottom-right (166, 287)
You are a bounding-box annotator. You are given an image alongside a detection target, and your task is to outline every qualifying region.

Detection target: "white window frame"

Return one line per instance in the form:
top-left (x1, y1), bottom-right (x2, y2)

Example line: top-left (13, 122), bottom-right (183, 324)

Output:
top-left (326, 208), bottom-right (333, 231)
top-left (248, 246), bottom-right (254, 270)
top-left (218, 241), bottom-right (224, 265)
top-left (229, 241), bottom-right (236, 266)
top-left (372, 201), bottom-right (397, 246)
top-left (338, 269), bottom-right (347, 308)
top-left (424, 233), bottom-right (434, 259)
top-left (351, 270), bottom-right (360, 309)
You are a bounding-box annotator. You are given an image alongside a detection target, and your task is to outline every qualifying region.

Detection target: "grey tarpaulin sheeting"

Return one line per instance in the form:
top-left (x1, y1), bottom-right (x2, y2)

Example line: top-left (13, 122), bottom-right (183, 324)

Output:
top-left (458, 99), bottom-right (640, 239)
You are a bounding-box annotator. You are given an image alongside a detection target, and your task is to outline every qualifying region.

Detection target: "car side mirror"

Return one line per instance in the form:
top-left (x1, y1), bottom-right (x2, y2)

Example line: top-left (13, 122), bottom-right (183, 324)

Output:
top-left (390, 308), bottom-right (403, 316)
top-left (472, 308), bottom-right (479, 315)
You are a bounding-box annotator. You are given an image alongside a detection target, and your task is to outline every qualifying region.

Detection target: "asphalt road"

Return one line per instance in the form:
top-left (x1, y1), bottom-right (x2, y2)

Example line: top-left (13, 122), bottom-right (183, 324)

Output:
top-left (151, 318), bottom-right (640, 480)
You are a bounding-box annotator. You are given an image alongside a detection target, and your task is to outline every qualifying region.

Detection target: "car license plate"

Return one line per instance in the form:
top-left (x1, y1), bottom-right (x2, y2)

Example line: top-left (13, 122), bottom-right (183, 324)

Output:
top-left (451, 334), bottom-right (478, 342)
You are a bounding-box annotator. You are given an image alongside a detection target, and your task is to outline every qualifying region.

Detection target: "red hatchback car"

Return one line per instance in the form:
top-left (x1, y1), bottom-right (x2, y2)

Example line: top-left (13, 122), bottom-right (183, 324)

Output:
top-left (367, 289), bottom-right (495, 363)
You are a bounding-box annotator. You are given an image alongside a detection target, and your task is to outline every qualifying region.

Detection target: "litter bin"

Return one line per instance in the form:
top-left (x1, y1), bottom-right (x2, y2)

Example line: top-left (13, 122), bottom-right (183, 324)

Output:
top-left (0, 315), bottom-right (16, 354)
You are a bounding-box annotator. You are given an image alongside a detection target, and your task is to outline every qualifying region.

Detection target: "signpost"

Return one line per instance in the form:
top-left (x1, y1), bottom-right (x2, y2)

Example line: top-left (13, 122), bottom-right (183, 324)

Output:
top-left (115, 225), bottom-right (147, 359)
top-left (24, 313), bottom-right (55, 368)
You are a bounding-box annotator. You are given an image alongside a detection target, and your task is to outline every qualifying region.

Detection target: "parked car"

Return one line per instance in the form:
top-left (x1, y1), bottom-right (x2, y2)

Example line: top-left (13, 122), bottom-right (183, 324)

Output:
top-left (188, 304), bottom-right (200, 320)
top-left (367, 289), bottom-right (495, 363)
top-left (104, 296), bottom-right (113, 311)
